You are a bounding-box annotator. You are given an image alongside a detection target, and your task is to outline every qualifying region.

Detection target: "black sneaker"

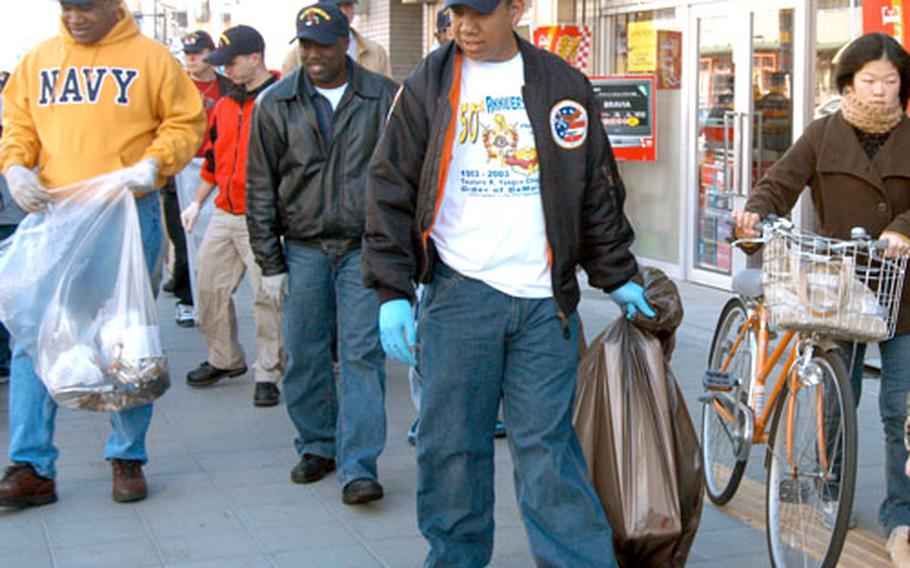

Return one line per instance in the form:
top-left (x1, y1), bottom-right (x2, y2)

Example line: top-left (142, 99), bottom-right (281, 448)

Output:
top-left (342, 478), bottom-right (384, 505)
top-left (186, 361), bottom-right (247, 388)
top-left (162, 279), bottom-right (176, 294)
top-left (253, 383), bottom-right (280, 407)
top-left (290, 454), bottom-right (335, 484)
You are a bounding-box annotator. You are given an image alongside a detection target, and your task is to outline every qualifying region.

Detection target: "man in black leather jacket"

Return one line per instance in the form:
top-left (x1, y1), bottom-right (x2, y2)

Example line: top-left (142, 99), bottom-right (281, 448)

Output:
top-left (245, 3), bottom-right (398, 506)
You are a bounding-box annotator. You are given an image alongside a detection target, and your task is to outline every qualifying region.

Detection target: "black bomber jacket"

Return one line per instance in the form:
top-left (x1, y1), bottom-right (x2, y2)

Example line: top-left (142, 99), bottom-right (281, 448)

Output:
top-left (361, 37), bottom-right (638, 323)
top-left (245, 60), bottom-right (398, 275)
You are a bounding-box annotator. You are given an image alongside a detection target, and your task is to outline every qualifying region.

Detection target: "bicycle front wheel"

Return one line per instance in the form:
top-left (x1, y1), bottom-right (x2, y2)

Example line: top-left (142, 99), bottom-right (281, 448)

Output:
top-left (766, 348), bottom-right (856, 568)
top-left (702, 297), bottom-right (753, 505)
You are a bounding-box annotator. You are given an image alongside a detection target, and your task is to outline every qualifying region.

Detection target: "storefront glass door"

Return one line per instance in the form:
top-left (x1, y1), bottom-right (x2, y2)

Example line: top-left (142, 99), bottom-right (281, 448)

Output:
top-left (688, 0), bottom-right (800, 286)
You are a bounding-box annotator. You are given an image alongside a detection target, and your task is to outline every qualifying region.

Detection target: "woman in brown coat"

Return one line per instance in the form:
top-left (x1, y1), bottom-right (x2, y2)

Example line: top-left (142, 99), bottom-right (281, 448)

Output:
top-left (734, 32), bottom-right (910, 565)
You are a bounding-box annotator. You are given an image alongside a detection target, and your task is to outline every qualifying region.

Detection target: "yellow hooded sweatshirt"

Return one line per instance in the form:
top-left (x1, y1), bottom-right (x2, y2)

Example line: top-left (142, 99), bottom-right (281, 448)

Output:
top-left (0, 6), bottom-right (205, 189)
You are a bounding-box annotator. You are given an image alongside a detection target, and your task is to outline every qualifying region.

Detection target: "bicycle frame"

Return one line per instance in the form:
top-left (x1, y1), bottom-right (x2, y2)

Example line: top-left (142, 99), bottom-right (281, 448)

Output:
top-left (712, 300), bottom-right (799, 445)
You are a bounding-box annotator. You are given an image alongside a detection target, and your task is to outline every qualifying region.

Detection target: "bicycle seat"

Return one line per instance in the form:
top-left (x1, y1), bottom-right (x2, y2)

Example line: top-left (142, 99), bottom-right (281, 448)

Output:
top-left (732, 269), bottom-right (763, 299)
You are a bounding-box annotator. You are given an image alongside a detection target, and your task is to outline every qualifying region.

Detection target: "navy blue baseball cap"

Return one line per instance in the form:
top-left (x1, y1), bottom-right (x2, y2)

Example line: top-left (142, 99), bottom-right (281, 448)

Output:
top-left (204, 25), bottom-right (265, 66)
top-left (182, 30), bottom-right (216, 54)
top-left (444, 0), bottom-right (502, 14)
top-left (436, 9), bottom-right (451, 33)
top-left (295, 3), bottom-right (350, 47)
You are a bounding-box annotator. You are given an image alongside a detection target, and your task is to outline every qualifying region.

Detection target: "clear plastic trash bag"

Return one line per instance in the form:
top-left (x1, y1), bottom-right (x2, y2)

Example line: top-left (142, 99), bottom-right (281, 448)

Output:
top-left (0, 172), bottom-right (169, 411)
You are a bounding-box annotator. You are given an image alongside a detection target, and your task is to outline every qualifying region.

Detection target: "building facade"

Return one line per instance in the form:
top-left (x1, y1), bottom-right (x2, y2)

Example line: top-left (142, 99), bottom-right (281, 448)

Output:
top-left (409, 0), bottom-right (863, 290)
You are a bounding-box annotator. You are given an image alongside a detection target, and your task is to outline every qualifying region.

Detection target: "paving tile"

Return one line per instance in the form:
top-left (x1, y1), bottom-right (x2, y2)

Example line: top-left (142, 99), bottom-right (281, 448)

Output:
top-left (0, 549), bottom-right (54, 568)
top-left (194, 449), bottom-right (280, 474)
top-left (39, 483), bottom-right (138, 525)
top-left (273, 545), bottom-right (383, 568)
top-left (250, 518), bottom-right (361, 553)
top-left (143, 508), bottom-right (245, 538)
top-left (691, 525), bottom-right (769, 561)
top-left (167, 555), bottom-right (277, 568)
top-left (368, 536), bottom-right (428, 568)
top-left (45, 512), bottom-right (149, 548)
top-left (154, 528), bottom-right (262, 564)
top-left (206, 465), bottom-right (290, 491)
top-left (0, 514), bottom-right (49, 551)
top-left (230, 490), bottom-right (332, 527)
top-left (53, 538), bottom-right (162, 568)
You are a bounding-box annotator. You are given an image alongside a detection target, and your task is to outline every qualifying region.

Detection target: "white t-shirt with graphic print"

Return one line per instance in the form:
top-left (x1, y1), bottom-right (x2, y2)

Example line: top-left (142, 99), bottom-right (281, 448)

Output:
top-left (430, 53), bottom-right (552, 299)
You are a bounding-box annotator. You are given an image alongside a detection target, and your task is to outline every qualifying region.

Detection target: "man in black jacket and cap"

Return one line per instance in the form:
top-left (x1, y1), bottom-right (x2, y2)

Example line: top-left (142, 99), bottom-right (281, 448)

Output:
top-left (245, 2), bottom-right (398, 506)
top-left (362, 0), bottom-right (653, 563)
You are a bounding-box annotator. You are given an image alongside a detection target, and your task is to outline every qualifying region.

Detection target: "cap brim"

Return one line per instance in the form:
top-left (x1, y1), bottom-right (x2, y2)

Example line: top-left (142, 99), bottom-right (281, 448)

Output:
top-left (295, 31), bottom-right (341, 47)
top-left (203, 49), bottom-right (235, 66)
top-left (444, 0), bottom-right (500, 14)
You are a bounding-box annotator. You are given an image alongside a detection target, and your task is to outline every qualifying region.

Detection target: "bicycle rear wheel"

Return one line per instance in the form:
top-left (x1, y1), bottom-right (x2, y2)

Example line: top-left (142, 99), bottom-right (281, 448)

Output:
top-left (702, 297), bottom-right (753, 505)
top-left (765, 348), bottom-right (856, 568)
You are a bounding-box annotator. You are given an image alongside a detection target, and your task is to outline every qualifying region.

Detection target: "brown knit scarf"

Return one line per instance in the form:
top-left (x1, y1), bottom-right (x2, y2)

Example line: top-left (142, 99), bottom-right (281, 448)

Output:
top-left (840, 90), bottom-right (904, 134)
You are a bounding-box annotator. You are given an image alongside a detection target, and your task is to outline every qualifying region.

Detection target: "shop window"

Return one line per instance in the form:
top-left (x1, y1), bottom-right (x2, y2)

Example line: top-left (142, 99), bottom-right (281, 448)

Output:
top-left (815, 0), bottom-right (863, 116)
top-left (606, 9), bottom-right (683, 266)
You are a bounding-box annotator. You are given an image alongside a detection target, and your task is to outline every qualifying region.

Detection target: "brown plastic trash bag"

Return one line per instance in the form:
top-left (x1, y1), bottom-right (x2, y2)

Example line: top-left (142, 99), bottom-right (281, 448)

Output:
top-left (574, 268), bottom-right (704, 567)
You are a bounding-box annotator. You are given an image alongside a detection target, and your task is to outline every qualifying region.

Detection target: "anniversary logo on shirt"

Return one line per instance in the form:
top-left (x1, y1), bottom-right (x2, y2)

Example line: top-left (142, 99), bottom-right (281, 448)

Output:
top-left (455, 95), bottom-right (540, 198)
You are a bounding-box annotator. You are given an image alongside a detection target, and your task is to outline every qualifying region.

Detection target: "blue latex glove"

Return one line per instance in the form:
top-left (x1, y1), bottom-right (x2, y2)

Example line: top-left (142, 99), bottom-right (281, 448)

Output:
top-left (379, 299), bottom-right (417, 366)
top-left (609, 281), bottom-right (656, 320)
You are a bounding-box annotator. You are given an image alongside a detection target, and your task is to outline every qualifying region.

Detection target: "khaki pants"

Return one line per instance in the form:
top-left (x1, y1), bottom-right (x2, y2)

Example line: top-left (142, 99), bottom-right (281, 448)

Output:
top-left (196, 208), bottom-right (285, 383)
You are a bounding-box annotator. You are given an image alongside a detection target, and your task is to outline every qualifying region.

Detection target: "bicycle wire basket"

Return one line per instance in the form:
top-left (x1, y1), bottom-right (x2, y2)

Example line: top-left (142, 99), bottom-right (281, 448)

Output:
top-left (761, 226), bottom-right (908, 342)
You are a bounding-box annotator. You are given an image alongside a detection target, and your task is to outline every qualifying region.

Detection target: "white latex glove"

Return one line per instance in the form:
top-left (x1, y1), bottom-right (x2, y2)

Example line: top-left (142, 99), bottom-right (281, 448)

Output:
top-left (119, 159), bottom-right (159, 194)
top-left (181, 202), bottom-right (200, 232)
top-left (5, 165), bottom-right (51, 212)
top-left (261, 273), bottom-right (288, 304)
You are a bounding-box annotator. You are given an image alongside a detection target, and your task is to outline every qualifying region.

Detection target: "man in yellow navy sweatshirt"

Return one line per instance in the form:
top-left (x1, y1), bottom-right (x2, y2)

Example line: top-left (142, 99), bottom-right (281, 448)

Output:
top-left (0, 0), bottom-right (205, 507)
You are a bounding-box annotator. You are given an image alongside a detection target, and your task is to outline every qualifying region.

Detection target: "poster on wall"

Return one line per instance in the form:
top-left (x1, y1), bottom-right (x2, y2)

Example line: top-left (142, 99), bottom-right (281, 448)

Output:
top-left (627, 21), bottom-right (656, 72)
top-left (590, 75), bottom-right (657, 161)
top-left (864, 0), bottom-right (910, 46)
top-left (532, 25), bottom-right (591, 72)
top-left (657, 30), bottom-right (682, 90)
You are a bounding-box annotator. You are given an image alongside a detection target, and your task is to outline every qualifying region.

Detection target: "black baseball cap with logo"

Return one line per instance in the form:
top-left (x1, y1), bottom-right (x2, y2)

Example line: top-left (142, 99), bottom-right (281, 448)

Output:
top-left (182, 30), bottom-right (216, 54)
top-left (204, 25), bottom-right (266, 66)
top-left (294, 3), bottom-right (350, 47)
top-left (443, 0), bottom-right (501, 15)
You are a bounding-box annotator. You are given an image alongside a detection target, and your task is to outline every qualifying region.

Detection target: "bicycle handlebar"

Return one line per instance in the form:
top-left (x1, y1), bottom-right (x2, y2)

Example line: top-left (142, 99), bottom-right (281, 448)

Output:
top-left (727, 212), bottom-right (889, 252)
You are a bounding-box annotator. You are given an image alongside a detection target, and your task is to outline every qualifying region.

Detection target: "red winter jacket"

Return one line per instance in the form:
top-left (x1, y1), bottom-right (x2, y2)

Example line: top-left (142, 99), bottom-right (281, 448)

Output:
top-left (201, 72), bottom-right (279, 214)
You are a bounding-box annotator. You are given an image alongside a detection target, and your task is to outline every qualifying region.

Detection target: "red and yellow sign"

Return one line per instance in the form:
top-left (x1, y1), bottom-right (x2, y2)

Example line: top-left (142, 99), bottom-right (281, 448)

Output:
top-left (864, 0), bottom-right (910, 46)
top-left (532, 25), bottom-right (592, 72)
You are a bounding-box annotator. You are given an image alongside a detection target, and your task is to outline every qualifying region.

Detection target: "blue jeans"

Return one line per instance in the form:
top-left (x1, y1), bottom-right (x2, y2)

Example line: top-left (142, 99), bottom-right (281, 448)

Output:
top-left (838, 333), bottom-right (910, 533)
top-left (282, 243), bottom-right (386, 485)
top-left (0, 224), bottom-right (18, 374)
top-left (417, 262), bottom-right (616, 568)
top-left (8, 193), bottom-right (163, 479)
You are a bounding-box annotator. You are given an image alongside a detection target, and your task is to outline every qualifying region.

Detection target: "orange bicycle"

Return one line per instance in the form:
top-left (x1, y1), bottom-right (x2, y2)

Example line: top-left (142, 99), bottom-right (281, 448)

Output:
top-left (701, 217), bottom-right (907, 567)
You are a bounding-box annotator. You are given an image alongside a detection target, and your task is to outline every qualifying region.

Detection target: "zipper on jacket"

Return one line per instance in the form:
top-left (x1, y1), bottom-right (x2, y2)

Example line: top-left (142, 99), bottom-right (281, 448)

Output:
top-left (223, 104), bottom-right (244, 213)
top-left (420, 51), bottom-right (464, 274)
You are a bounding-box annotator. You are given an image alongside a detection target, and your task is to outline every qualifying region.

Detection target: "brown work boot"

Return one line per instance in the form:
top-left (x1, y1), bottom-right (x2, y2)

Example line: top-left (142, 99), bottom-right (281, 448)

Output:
top-left (0, 463), bottom-right (57, 508)
top-left (111, 459), bottom-right (147, 503)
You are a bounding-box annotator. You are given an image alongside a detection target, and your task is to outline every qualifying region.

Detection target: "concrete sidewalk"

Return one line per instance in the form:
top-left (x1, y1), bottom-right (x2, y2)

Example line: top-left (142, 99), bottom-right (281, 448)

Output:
top-left (0, 276), bottom-right (894, 567)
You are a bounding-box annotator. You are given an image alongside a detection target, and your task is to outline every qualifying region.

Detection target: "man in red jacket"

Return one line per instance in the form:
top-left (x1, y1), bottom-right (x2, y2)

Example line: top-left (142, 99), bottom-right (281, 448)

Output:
top-left (180, 25), bottom-right (285, 407)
